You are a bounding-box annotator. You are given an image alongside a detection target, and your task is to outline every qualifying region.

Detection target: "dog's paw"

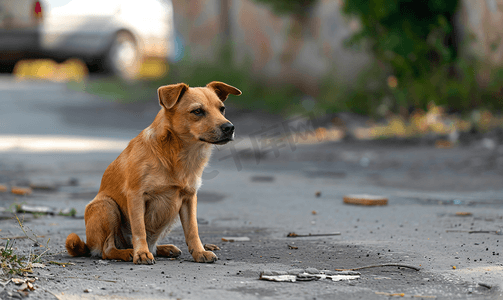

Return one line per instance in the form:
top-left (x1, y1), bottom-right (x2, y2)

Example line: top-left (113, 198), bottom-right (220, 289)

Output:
top-left (203, 244), bottom-right (220, 251)
top-left (192, 250), bottom-right (218, 263)
top-left (157, 245), bottom-right (182, 258)
top-left (133, 250), bottom-right (155, 265)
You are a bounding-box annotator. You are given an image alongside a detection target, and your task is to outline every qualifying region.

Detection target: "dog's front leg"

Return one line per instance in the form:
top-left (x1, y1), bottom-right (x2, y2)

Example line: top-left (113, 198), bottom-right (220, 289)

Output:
top-left (128, 193), bottom-right (155, 265)
top-left (180, 195), bottom-right (217, 263)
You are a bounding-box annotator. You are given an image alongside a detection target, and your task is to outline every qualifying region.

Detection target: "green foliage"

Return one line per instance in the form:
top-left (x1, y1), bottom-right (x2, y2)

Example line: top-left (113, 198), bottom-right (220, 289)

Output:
top-left (58, 208), bottom-right (77, 217)
top-left (319, 59), bottom-right (503, 116)
top-left (343, 0), bottom-right (459, 79)
top-left (253, 0), bottom-right (317, 16)
top-left (335, 0), bottom-right (503, 115)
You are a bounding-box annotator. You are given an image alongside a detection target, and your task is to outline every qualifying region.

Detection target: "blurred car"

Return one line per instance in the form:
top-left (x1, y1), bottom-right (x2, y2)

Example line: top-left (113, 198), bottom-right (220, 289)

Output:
top-left (0, 0), bottom-right (44, 72)
top-left (1, 0), bottom-right (175, 79)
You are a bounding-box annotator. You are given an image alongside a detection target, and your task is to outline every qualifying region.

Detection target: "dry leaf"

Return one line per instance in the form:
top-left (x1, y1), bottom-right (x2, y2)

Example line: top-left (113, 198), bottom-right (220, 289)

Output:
top-left (12, 278), bottom-right (25, 285)
top-left (221, 237), bottom-right (250, 242)
top-left (455, 212), bottom-right (472, 216)
top-left (17, 282), bottom-right (28, 291)
top-left (11, 187), bottom-right (32, 196)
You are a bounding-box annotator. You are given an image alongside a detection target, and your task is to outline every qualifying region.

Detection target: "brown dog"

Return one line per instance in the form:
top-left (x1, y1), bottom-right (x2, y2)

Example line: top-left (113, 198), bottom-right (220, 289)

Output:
top-left (65, 81), bottom-right (241, 264)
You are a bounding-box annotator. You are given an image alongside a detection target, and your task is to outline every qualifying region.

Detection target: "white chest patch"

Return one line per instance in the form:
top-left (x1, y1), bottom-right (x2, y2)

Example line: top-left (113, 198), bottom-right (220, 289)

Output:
top-left (193, 177), bottom-right (202, 191)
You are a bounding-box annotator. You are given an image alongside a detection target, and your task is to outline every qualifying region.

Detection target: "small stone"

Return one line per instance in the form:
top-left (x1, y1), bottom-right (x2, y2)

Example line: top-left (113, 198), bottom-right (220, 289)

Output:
top-left (305, 268), bottom-right (320, 274)
top-left (30, 180), bottom-right (57, 191)
top-left (271, 271), bottom-right (288, 276)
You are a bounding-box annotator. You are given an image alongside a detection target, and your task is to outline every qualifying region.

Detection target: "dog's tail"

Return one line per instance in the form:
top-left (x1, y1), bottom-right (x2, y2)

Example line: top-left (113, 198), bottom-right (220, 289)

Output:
top-left (66, 233), bottom-right (90, 257)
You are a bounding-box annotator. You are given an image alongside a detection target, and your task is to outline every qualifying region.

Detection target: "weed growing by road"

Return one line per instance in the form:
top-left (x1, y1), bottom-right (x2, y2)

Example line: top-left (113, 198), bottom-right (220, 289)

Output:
top-left (0, 215), bottom-right (52, 277)
top-left (0, 239), bottom-right (29, 275)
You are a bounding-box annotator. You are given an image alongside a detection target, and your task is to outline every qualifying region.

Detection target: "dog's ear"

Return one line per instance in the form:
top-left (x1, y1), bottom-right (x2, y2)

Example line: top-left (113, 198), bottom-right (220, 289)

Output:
top-left (206, 81), bottom-right (242, 102)
top-left (157, 83), bottom-right (189, 110)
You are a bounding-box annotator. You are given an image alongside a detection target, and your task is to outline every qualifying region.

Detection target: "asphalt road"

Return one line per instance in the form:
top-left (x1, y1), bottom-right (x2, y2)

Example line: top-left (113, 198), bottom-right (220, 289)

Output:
top-left (0, 77), bottom-right (502, 299)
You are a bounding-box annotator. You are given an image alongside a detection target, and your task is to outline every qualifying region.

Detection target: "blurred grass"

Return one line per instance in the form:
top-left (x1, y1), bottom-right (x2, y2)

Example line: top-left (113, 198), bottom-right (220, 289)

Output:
top-left (68, 77), bottom-right (151, 101)
top-left (317, 59), bottom-right (503, 118)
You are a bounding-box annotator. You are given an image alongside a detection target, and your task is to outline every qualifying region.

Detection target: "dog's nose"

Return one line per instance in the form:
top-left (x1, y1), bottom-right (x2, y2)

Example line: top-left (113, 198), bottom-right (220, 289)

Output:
top-left (220, 122), bottom-right (234, 135)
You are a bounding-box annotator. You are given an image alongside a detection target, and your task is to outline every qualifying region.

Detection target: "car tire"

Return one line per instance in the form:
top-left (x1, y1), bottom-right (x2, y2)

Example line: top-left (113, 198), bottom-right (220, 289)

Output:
top-left (0, 62), bottom-right (17, 74)
top-left (106, 31), bottom-right (140, 81)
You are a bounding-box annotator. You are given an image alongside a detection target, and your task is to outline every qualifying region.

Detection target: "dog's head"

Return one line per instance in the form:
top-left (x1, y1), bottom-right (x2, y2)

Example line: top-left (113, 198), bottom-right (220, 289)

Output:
top-left (157, 81), bottom-right (241, 145)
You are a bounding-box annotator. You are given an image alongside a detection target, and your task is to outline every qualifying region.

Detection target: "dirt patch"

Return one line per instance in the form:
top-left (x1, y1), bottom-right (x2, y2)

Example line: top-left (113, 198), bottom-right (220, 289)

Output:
top-left (371, 173), bottom-right (503, 192)
top-left (250, 175), bottom-right (275, 182)
top-left (197, 191), bottom-right (226, 203)
top-left (303, 170), bottom-right (347, 178)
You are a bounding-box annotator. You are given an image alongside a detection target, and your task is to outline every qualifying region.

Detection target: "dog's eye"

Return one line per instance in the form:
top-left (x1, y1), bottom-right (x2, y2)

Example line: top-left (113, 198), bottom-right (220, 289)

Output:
top-left (220, 106), bottom-right (225, 114)
top-left (191, 108), bottom-right (204, 116)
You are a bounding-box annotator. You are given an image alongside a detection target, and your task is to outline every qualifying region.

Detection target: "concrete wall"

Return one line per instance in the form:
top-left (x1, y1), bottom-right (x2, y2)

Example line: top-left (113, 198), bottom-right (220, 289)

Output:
top-left (459, 0), bottom-right (503, 66)
top-left (171, 0), bottom-right (370, 90)
top-left (171, 0), bottom-right (503, 90)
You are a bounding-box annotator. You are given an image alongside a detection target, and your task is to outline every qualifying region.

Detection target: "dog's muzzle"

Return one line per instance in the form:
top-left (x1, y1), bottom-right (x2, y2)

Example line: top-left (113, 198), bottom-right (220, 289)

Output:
top-left (220, 122), bottom-right (234, 137)
top-left (200, 122), bottom-right (235, 145)
top-left (212, 122), bottom-right (234, 145)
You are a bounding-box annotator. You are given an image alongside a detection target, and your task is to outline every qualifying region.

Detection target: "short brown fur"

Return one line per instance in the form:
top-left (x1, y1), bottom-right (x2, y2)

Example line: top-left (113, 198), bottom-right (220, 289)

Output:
top-left (65, 81), bottom-right (241, 264)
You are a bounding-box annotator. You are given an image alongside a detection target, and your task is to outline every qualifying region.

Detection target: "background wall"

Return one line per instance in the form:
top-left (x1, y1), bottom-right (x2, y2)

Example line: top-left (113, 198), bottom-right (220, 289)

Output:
top-left (172, 0), bottom-right (503, 92)
top-left (460, 0), bottom-right (503, 66)
top-left (171, 0), bottom-right (370, 91)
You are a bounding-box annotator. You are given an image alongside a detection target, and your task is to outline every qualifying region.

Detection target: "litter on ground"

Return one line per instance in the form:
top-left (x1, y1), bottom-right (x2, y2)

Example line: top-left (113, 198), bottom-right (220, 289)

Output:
top-left (260, 269), bottom-right (360, 283)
